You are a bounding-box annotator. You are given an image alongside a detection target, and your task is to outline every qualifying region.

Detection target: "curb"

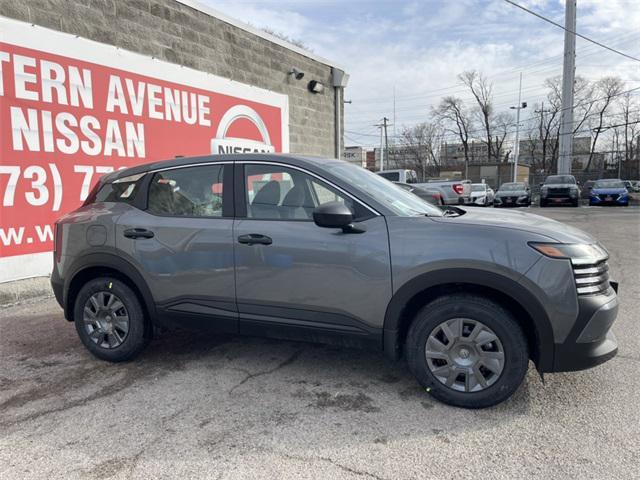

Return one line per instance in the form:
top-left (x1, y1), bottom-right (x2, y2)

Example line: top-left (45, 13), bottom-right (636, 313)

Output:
top-left (0, 276), bottom-right (53, 307)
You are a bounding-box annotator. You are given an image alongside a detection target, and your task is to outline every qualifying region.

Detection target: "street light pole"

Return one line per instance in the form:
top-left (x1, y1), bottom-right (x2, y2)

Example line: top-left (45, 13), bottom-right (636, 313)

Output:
top-left (510, 72), bottom-right (527, 183)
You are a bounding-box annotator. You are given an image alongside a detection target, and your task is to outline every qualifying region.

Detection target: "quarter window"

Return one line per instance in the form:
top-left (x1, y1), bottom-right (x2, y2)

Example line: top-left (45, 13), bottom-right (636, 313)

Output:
top-left (148, 165), bottom-right (224, 217)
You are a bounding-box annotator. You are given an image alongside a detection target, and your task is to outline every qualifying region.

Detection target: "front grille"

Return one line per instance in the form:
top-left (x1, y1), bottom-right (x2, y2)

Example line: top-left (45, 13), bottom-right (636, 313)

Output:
top-left (573, 261), bottom-right (610, 295)
top-left (598, 194), bottom-right (619, 201)
top-left (547, 187), bottom-right (570, 197)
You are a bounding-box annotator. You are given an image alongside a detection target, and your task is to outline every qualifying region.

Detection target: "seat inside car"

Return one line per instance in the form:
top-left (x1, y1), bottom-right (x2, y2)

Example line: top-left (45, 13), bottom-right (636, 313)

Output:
top-left (250, 180), bottom-right (281, 218)
top-left (281, 184), bottom-right (312, 220)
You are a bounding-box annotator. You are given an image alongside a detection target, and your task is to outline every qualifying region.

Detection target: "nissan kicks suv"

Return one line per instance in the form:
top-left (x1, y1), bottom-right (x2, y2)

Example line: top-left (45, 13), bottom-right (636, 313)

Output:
top-left (51, 154), bottom-right (620, 408)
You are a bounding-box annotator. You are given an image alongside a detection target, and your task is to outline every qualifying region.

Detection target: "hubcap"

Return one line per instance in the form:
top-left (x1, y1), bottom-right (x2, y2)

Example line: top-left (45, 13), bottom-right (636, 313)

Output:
top-left (83, 291), bottom-right (129, 349)
top-left (425, 318), bottom-right (505, 393)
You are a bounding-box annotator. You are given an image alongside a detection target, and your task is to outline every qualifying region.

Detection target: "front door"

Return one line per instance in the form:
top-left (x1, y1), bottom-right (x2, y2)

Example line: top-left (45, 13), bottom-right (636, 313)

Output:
top-left (233, 162), bottom-right (392, 347)
top-left (116, 162), bottom-right (237, 332)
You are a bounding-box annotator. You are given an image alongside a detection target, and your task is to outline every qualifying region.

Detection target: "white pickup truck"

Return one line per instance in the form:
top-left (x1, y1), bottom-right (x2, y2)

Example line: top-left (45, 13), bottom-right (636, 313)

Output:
top-left (414, 179), bottom-right (472, 205)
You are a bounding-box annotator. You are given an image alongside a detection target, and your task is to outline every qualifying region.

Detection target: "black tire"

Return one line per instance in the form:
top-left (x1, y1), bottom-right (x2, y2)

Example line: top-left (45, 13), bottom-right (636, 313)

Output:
top-left (74, 277), bottom-right (149, 362)
top-left (539, 199), bottom-right (546, 207)
top-left (571, 199), bottom-right (579, 207)
top-left (405, 294), bottom-right (529, 409)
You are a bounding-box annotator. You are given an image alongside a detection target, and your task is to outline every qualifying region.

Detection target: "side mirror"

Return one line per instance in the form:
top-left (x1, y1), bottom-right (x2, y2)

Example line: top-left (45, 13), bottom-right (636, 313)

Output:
top-left (313, 202), bottom-right (365, 233)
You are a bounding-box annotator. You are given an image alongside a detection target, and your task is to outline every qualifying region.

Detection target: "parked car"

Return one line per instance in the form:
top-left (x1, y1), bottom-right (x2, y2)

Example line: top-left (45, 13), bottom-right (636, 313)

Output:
top-left (580, 180), bottom-right (595, 200)
top-left (414, 179), bottom-right (472, 205)
top-left (376, 169), bottom-right (418, 184)
top-left (589, 179), bottom-right (630, 206)
top-left (470, 183), bottom-right (495, 206)
top-left (622, 180), bottom-right (639, 196)
top-left (540, 175), bottom-right (580, 207)
top-left (493, 182), bottom-right (531, 208)
top-left (394, 182), bottom-right (444, 206)
top-left (52, 154), bottom-right (620, 409)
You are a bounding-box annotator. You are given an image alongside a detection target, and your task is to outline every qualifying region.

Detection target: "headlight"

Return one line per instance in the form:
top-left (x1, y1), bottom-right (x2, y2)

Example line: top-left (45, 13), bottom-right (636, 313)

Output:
top-left (529, 242), bottom-right (608, 266)
top-left (518, 195), bottom-right (528, 200)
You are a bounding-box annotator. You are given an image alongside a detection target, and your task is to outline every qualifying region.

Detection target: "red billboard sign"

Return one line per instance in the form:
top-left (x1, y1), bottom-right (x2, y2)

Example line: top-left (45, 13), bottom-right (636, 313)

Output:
top-left (0, 18), bottom-right (289, 281)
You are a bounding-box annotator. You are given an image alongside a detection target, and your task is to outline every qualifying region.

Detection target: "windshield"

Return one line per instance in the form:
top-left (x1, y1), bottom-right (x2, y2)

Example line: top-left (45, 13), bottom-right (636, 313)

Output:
top-left (326, 163), bottom-right (443, 217)
top-left (499, 183), bottom-right (525, 192)
top-left (546, 175), bottom-right (575, 184)
top-left (594, 179), bottom-right (625, 188)
top-left (471, 184), bottom-right (486, 192)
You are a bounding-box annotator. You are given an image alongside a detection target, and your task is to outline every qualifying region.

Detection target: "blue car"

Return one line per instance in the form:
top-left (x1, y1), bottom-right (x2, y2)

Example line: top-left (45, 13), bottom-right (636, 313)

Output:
top-left (589, 179), bottom-right (629, 206)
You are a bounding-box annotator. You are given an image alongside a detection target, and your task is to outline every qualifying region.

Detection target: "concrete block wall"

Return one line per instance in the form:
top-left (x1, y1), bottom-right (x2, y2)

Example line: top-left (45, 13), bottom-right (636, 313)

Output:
top-left (0, 0), bottom-right (340, 157)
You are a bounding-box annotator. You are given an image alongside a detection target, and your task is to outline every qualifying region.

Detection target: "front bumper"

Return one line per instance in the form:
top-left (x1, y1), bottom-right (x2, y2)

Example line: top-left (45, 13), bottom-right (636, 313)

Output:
top-left (494, 196), bottom-right (529, 207)
top-left (551, 284), bottom-right (619, 372)
top-left (590, 195), bottom-right (629, 205)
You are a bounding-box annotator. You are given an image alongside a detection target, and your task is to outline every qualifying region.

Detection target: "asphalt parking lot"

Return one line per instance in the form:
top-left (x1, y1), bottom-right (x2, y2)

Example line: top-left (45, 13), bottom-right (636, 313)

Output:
top-left (1, 206), bottom-right (639, 480)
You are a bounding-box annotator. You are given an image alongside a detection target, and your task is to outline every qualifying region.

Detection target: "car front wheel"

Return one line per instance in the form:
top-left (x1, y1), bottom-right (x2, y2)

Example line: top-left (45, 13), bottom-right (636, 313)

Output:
top-left (405, 294), bottom-right (529, 408)
top-left (73, 277), bottom-right (149, 362)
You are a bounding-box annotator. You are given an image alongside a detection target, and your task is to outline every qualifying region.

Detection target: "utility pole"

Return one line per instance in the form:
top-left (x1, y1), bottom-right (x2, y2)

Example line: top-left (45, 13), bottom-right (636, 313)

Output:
top-left (375, 117), bottom-right (391, 171)
top-left (510, 72), bottom-right (527, 182)
top-left (558, 0), bottom-right (577, 174)
top-left (383, 117), bottom-right (390, 169)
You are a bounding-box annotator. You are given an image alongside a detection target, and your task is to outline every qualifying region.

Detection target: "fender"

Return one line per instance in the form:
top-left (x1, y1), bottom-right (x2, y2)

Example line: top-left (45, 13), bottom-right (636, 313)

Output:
top-left (382, 267), bottom-right (555, 371)
top-left (64, 251), bottom-right (157, 322)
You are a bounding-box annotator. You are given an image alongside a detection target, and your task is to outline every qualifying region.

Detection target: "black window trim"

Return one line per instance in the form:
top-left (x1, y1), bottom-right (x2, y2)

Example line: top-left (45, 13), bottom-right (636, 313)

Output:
top-left (143, 161), bottom-right (234, 219)
top-left (235, 160), bottom-right (380, 221)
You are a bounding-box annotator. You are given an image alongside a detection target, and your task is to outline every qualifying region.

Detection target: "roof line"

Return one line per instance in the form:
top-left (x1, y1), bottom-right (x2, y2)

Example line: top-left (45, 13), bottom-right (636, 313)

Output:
top-left (174, 0), bottom-right (345, 71)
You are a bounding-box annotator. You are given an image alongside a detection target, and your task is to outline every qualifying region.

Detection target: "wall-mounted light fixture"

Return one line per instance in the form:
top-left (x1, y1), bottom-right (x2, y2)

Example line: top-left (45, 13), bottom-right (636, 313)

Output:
top-left (308, 80), bottom-right (324, 94)
top-left (288, 68), bottom-right (305, 80)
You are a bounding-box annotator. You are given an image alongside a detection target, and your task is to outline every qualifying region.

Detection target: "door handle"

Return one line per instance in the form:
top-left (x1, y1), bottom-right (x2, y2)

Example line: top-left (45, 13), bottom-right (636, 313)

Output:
top-left (237, 233), bottom-right (272, 245)
top-left (123, 228), bottom-right (155, 239)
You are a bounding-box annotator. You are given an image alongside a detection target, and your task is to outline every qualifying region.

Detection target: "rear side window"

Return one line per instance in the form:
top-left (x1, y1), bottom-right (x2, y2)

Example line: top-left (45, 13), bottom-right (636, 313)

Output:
top-left (378, 171), bottom-right (399, 181)
top-left (93, 173), bottom-right (144, 204)
top-left (147, 164), bottom-right (225, 217)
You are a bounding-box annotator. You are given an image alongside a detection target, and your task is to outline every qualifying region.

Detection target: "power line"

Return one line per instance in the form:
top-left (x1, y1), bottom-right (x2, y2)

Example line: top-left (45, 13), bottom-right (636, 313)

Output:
top-left (503, 0), bottom-right (640, 63)
top-left (347, 86), bottom-right (640, 138)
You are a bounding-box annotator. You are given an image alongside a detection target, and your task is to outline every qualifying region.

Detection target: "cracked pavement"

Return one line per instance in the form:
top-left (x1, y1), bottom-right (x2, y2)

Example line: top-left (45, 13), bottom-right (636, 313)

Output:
top-left (1, 207), bottom-right (639, 479)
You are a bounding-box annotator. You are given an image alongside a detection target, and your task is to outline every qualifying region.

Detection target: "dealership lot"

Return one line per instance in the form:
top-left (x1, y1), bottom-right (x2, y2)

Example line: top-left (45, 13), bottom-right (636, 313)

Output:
top-left (1, 207), bottom-right (638, 480)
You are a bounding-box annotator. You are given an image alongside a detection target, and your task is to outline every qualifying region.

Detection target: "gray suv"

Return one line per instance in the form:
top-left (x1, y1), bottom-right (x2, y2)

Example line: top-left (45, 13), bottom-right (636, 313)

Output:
top-left (51, 154), bottom-right (620, 408)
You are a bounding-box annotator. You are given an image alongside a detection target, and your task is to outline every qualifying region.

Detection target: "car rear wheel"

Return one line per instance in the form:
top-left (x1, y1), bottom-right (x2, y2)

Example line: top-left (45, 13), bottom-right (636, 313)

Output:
top-left (405, 294), bottom-right (529, 408)
top-left (73, 277), bottom-right (149, 362)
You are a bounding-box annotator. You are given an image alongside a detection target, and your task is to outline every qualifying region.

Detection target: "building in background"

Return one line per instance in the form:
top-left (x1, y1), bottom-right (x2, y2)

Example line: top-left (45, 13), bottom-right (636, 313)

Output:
top-left (342, 146), bottom-right (367, 167)
top-left (439, 141), bottom-right (508, 166)
top-left (0, 0), bottom-right (347, 285)
top-left (519, 136), bottom-right (594, 170)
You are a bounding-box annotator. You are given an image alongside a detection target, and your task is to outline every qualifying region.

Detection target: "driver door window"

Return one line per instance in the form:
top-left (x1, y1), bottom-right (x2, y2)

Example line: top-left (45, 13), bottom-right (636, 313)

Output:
top-left (244, 164), bottom-right (366, 221)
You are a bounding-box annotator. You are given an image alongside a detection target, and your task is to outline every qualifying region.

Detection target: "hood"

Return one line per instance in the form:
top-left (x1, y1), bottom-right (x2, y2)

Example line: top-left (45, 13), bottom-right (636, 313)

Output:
top-left (432, 207), bottom-right (595, 243)
top-left (496, 190), bottom-right (528, 196)
top-left (545, 183), bottom-right (577, 188)
top-left (591, 187), bottom-right (628, 195)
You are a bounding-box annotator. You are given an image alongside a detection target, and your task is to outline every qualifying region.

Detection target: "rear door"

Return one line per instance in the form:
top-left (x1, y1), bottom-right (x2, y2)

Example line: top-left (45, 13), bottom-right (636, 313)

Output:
top-left (116, 161), bottom-right (237, 332)
top-left (232, 161), bottom-right (392, 347)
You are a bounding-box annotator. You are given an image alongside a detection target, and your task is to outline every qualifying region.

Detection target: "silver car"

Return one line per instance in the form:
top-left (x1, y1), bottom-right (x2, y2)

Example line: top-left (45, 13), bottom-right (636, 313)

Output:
top-left (52, 154), bottom-right (619, 408)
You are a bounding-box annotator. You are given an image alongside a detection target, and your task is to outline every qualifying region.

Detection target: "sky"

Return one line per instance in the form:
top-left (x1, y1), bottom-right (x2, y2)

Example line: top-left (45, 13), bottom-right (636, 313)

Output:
top-left (203, 0), bottom-right (640, 148)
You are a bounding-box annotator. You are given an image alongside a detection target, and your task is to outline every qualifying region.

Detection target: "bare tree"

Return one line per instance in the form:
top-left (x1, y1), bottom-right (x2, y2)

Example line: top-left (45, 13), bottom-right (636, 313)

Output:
top-left (493, 111), bottom-right (514, 162)
top-left (432, 96), bottom-right (472, 166)
top-left (398, 122), bottom-right (443, 180)
top-left (459, 70), bottom-right (495, 160)
top-left (617, 91), bottom-right (640, 175)
top-left (544, 75), bottom-right (596, 172)
top-left (586, 76), bottom-right (624, 171)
